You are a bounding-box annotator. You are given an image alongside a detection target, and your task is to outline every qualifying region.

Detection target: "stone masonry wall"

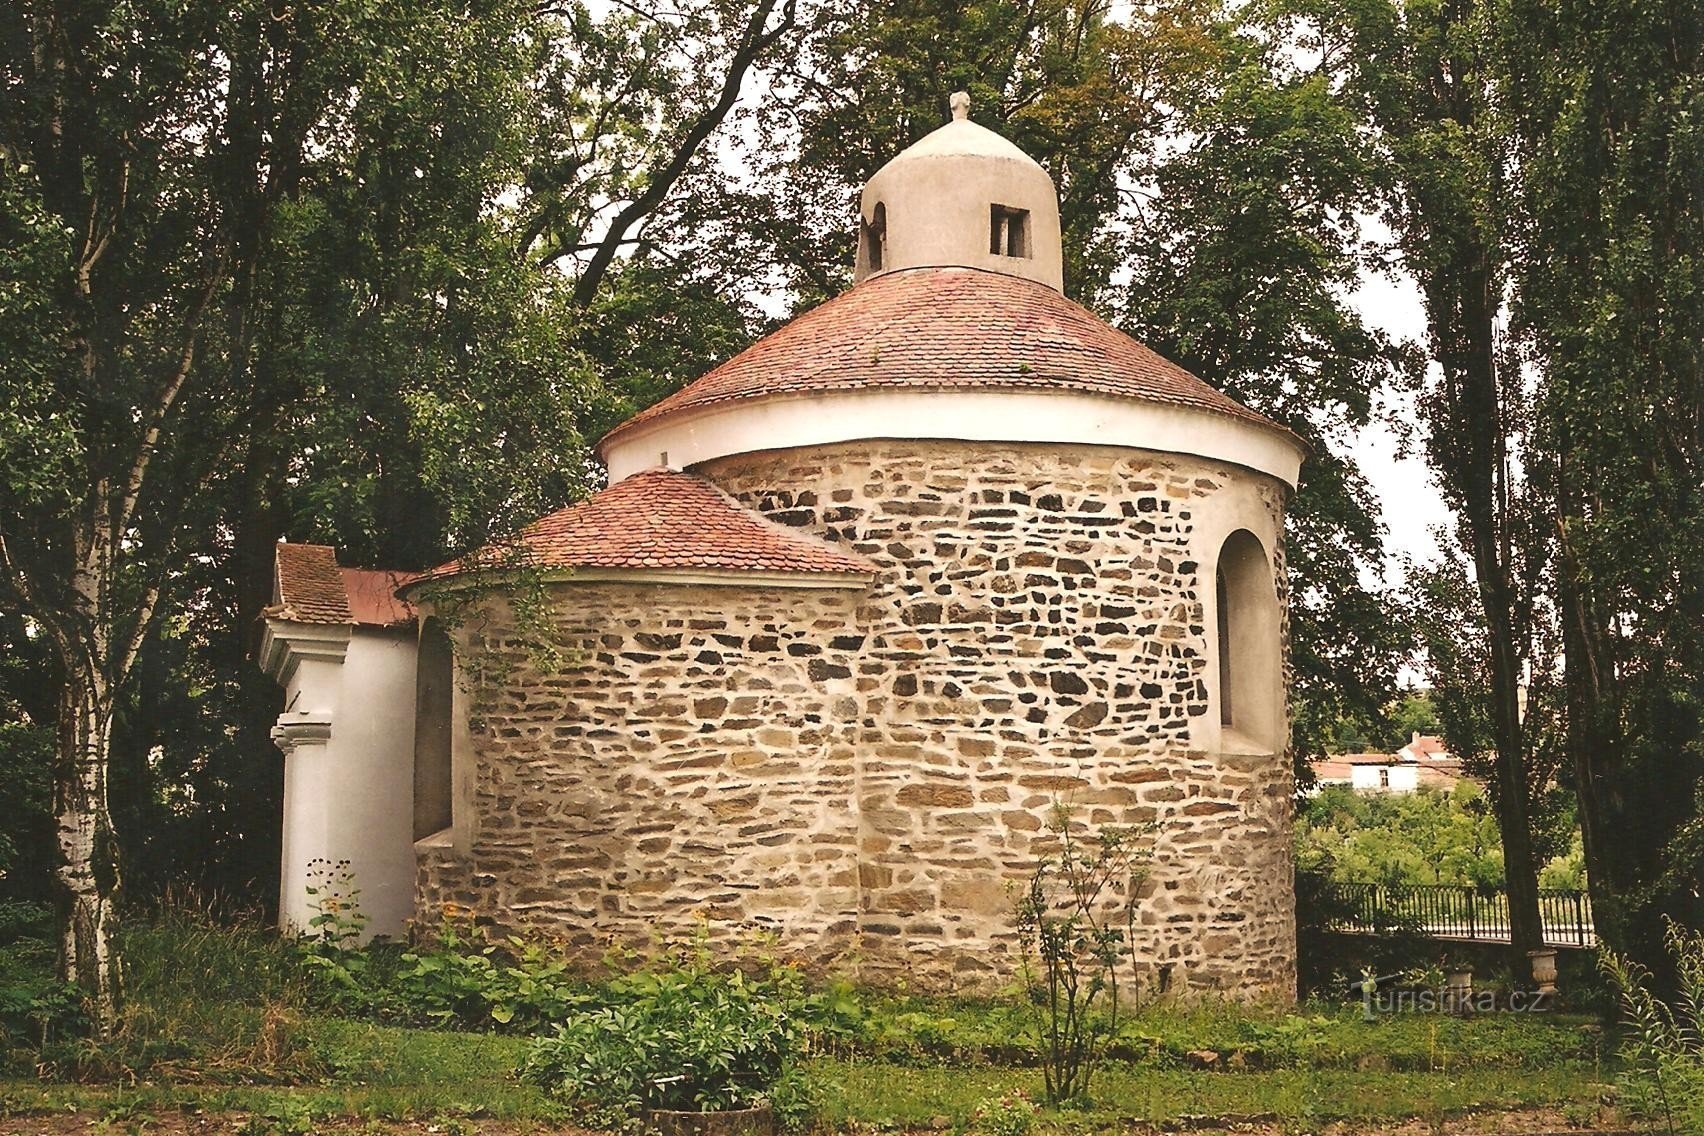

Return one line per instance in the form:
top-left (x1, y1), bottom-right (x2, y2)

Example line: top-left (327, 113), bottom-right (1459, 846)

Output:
top-left (419, 440), bottom-right (1295, 999)
top-left (703, 441), bottom-right (1295, 999)
top-left (417, 585), bottom-right (868, 967)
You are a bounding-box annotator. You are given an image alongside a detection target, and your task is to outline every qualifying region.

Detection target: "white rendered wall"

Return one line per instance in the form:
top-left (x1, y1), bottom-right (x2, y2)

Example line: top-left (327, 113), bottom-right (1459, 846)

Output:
top-left (272, 626), bottom-right (418, 940)
top-left (1351, 764), bottom-right (1419, 793)
top-left (602, 388), bottom-right (1305, 488)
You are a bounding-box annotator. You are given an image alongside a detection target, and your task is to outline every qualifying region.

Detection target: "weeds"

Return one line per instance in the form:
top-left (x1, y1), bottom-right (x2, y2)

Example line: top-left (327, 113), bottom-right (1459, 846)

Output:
top-left (1599, 917), bottom-right (1704, 1135)
top-left (522, 951), bottom-right (805, 1121)
top-left (1012, 801), bottom-right (1151, 1105)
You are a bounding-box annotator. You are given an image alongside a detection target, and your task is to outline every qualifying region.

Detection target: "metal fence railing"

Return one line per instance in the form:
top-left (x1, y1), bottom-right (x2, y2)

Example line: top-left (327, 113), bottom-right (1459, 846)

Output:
top-left (1319, 882), bottom-right (1596, 948)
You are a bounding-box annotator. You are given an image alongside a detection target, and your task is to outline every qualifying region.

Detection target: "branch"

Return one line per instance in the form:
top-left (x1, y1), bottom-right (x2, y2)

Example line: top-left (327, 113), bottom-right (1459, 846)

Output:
top-left (0, 529), bottom-right (75, 665)
top-left (570, 0), bottom-right (796, 306)
top-left (115, 258), bottom-right (226, 543)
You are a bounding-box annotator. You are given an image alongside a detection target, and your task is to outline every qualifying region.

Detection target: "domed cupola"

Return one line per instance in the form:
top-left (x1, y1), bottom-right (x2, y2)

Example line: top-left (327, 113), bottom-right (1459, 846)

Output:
top-left (856, 93), bottom-right (1064, 292)
top-left (597, 93), bottom-right (1306, 491)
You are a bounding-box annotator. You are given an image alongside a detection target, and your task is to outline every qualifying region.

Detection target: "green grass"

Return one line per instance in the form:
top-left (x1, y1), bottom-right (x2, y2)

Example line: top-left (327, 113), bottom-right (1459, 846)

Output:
top-left (0, 1013), bottom-right (1616, 1128)
top-left (816, 1058), bottom-right (1611, 1127)
top-left (839, 990), bottom-right (1608, 1071)
top-left (1, 1019), bottom-right (555, 1123)
top-left (0, 909), bottom-right (1632, 1129)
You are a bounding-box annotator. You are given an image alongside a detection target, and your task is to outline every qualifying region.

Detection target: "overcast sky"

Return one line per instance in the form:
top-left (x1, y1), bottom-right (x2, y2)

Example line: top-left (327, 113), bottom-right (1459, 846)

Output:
top-left (1342, 247), bottom-right (1453, 578)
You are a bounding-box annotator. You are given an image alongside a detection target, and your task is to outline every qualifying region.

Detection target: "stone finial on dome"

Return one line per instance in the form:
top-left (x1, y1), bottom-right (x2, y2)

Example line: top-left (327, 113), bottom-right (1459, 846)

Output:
top-left (854, 90), bottom-right (1064, 292)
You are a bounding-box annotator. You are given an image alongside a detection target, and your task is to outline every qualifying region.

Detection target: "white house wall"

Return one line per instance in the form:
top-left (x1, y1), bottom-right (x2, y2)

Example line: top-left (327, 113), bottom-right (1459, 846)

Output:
top-left (1350, 764), bottom-right (1419, 793)
top-left (269, 624), bottom-right (419, 940)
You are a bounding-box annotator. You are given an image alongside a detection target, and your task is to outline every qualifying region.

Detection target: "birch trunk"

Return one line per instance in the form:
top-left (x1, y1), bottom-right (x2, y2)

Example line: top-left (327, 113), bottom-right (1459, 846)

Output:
top-left (54, 561), bottom-right (123, 1036)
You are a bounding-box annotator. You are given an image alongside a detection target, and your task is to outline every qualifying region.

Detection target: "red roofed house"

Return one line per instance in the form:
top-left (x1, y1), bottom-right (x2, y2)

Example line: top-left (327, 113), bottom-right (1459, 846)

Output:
top-left (259, 93), bottom-right (1308, 998)
top-left (1306, 733), bottom-right (1470, 795)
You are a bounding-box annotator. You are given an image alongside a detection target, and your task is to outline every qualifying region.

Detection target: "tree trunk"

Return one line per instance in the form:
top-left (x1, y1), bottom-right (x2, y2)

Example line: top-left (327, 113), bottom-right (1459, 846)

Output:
top-left (1559, 550), bottom-right (1621, 949)
top-left (1442, 258), bottom-right (1546, 967)
top-left (1476, 514), bottom-right (1546, 966)
top-left (54, 670), bottom-right (122, 1036)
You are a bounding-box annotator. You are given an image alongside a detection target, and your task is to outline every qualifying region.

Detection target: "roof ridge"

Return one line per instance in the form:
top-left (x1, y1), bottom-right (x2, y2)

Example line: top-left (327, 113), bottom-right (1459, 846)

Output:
top-left (418, 467), bottom-right (877, 584)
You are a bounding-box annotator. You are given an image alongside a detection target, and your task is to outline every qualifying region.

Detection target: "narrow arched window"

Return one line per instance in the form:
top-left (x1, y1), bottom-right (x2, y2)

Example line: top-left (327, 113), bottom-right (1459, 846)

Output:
top-left (862, 202), bottom-right (887, 272)
top-left (1216, 565), bottom-right (1233, 727)
top-left (413, 616), bottom-right (454, 839)
top-left (1214, 530), bottom-right (1282, 751)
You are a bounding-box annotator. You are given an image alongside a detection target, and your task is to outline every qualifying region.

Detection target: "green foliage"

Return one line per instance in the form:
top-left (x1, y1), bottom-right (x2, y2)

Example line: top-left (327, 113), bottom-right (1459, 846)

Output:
top-left (296, 862), bottom-right (379, 1011)
top-left (382, 926), bottom-right (588, 1033)
top-left (1012, 804), bottom-right (1151, 1105)
top-left (522, 957), bottom-right (805, 1120)
top-left (1499, 0), bottom-right (1704, 968)
top-left (1298, 784), bottom-right (1507, 888)
top-left (971, 1088), bottom-right (1039, 1136)
top-left (1311, 691), bottom-right (1442, 761)
top-left (294, 878), bottom-right (590, 1033)
top-left (1600, 919), bottom-right (1704, 1135)
top-left (1297, 782), bottom-right (1587, 896)
top-left (0, 902), bottom-right (84, 1053)
top-left (0, 901), bottom-right (1621, 1130)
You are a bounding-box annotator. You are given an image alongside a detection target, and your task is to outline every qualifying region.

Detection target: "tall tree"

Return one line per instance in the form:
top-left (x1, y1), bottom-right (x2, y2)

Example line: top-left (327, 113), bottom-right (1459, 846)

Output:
top-left (0, 0), bottom-right (794, 955)
top-left (1500, 0), bottom-right (1704, 958)
top-left (0, 0), bottom-right (584, 1029)
top-left (1, 0), bottom-right (355, 1027)
top-left (1309, 0), bottom-right (1548, 962)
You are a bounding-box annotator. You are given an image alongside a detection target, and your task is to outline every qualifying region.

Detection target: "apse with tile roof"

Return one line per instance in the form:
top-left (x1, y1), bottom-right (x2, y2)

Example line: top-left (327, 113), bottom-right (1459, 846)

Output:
top-left (260, 94), bottom-right (1308, 998)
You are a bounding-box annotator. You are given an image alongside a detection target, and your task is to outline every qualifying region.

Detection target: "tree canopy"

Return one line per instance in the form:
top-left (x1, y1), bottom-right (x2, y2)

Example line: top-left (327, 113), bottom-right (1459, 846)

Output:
top-left (1, 0), bottom-right (1698, 1025)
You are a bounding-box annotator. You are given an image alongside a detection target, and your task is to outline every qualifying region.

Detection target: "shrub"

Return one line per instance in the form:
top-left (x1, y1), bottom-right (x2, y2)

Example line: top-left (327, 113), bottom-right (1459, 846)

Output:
top-left (1600, 918), bottom-right (1704, 1136)
top-left (294, 870), bottom-right (592, 1032)
top-left (1013, 802), bottom-right (1151, 1105)
top-left (0, 901), bottom-right (83, 1053)
top-left (972, 1089), bottom-right (1039, 1136)
top-left (522, 959), bottom-right (804, 1122)
top-left (387, 924), bottom-right (591, 1031)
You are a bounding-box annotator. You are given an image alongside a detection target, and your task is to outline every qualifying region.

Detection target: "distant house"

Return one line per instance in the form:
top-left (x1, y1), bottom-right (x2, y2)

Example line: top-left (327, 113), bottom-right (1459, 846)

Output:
top-left (1309, 733), bottom-right (1471, 795)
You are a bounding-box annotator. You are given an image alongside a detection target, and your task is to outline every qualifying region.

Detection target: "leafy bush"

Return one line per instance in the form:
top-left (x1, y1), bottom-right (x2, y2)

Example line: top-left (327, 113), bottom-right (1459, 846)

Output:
top-left (1600, 918), bottom-right (1704, 1135)
top-left (522, 958), bottom-right (804, 1121)
top-left (971, 1089), bottom-right (1039, 1136)
top-left (1013, 803), bottom-right (1151, 1105)
top-left (0, 901), bottom-right (83, 1053)
top-left (295, 870), bottom-right (592, 1032)
top-left (387, 924), bottom-right (591, 1030)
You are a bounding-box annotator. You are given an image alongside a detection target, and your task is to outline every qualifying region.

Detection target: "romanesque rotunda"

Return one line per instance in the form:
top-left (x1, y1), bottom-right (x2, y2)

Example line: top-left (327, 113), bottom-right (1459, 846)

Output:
top-left (261, 93), bottom-right (1306, 998)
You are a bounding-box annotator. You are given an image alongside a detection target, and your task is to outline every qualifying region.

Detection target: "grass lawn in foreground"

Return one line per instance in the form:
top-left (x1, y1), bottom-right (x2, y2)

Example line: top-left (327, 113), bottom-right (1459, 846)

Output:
top-left (0, 1013), bottom-right (1624, 1133)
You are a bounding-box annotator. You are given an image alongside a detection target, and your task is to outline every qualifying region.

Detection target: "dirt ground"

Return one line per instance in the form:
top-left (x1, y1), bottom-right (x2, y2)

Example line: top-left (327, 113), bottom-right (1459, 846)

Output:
top-left (0, 1107), bottom-right (1654, 1136)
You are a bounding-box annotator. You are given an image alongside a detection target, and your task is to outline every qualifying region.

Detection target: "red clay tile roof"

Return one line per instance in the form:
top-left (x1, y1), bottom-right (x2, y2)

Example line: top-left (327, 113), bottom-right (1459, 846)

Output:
top-left (342, 568), bottom-right (419, 627)
top-left (600, 266), bottom-right (1293, 450)
top-left (1338, 752), bottom-right (1403, 765)
top-left (272, 543), bottom-right (353, 624)
top-left (1403, 735), bottom-right (1450, 758)
top-left (421, 467), bottom-right (878, 583)
top-left (271, 544), bottom-right (418, 627)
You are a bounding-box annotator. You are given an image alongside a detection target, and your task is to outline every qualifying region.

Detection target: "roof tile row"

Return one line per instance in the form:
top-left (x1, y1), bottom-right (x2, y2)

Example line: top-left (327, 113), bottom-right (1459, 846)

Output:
top-left (602, 266), bottom-right (1291, 448)
top-left (423, 467), bottom-right (876, 581)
